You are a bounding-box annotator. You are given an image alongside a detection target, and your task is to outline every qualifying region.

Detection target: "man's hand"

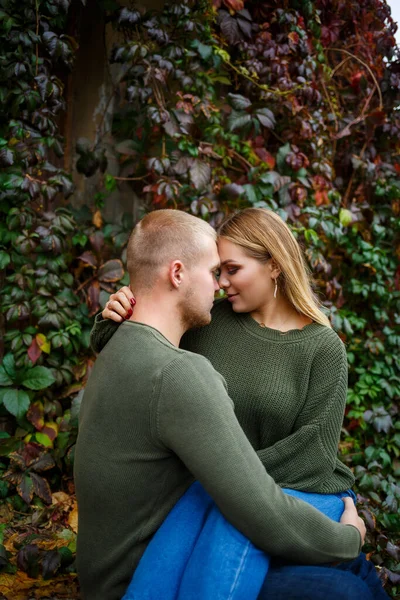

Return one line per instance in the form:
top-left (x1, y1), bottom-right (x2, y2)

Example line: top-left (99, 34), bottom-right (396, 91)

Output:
top-left (340, 497), bottom-right (366, 545)
top-left (102, 286), bottom-right (136, 322)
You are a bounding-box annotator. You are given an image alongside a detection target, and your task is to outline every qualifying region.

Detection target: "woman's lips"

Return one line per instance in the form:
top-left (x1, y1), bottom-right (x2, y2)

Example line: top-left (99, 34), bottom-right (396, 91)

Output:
top-left (227, 294), bottom-right (239, 302)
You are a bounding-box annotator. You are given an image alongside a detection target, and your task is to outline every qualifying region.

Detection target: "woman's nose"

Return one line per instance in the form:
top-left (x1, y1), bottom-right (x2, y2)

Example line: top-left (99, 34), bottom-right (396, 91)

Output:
top-left (218, 274), bottom-right (229, 290)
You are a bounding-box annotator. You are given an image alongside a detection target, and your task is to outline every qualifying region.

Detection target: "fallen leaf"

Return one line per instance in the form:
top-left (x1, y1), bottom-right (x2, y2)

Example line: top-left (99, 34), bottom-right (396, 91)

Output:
top-left (68, 502), bottom-right (78, 533)
top-left (52, 492), bottom-right (71, 506)
top-left (0, 571), bottom-right (79, 600)
top-left (0, 502), bottom-right (14, 525)
top-left (92, 210), bottom-right (103, 228)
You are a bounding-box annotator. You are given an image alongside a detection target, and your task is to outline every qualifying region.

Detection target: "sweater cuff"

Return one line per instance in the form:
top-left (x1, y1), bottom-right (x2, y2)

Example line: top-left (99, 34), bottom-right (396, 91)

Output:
top-left (344, 524), bottom-right (363, 554)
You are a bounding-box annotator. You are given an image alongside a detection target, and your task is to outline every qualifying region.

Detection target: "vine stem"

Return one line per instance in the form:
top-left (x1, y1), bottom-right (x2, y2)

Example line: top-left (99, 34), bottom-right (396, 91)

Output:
top-left (222, 55), bottom-right (307, 97)
top-left (26, 173), bottom-right (46, 184)
top-left (35, 0), bottom-right (39, 76)
top-left (76, 275), bottom-right (96, 293)
top-left (328, 47), bottom-right (383, 109)
top-left (200, 142), bottom-right (252, 170)
top-left (321, 78), bottom-right (339, 133)
top-left (342, 140), bottom-right (368, 207)
top-left (330, 56), bottom-right (351, 78)
top-left (113, 174), bottom-right (149, 181)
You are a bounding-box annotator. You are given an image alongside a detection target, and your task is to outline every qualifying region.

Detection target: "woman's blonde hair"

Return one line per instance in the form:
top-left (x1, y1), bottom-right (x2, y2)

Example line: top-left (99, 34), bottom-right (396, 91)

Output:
top-left (218, 208), bottom-right (331, 328)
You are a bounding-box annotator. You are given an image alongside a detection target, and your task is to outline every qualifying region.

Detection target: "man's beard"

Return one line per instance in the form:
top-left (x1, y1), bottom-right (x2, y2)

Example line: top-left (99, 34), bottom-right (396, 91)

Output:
top-left (179, 287), bottom-right (212, 331)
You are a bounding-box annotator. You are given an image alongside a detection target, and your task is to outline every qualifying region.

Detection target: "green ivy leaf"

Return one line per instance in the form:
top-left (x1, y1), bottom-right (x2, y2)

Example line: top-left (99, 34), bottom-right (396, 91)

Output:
top-left (22, 366), bottom-right (56, 390)
top-left (255, 108), bottom-right (275, 129)
top-left (0, 147), bottom-right (13, 167)
top-left (227, 110), bottom-right (252, 132)
top-left (2, 353), bottom-right (16, 379)
top-left (104, 174), bottom-right (117, 192)
top-left (0, 480), bottom-right (9, 499)
top-left (194, 40), bottom-right (213, 61)
top-left (17, 474), bottom-right (34, 504)
top-left (304, 229), bottom-right (319, 244)
top-left (189, 160), bottom-right (211, 190)
top-left (35, 433), bottom-right (53, 448)
top-left (243, 184), bottom-right (259, 204)
top-left (227, 93), bottom-right (252, 110)
top-left (276, 143), bottom-right (292, 172)
top-left (118, 7), bottom-right (141, 25)
top-left (72, 233), bottom-right (87, 247)
top-left (0, 367), bottom-right (13, 387)
top-left (3, 389), bottom-right (30, 418)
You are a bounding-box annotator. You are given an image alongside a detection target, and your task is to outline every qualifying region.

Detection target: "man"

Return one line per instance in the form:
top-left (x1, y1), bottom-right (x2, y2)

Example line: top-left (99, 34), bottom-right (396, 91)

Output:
top-left (74, 210), bottom-right (365, 600)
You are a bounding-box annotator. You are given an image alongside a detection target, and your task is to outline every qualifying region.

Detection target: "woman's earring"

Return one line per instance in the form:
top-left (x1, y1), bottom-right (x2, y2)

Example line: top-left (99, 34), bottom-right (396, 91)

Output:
top-left (274, 279), bottom-right (278, 299)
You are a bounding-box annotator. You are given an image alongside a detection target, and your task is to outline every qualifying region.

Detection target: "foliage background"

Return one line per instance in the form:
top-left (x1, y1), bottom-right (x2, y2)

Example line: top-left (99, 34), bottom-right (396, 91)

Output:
top-left (0, 0), bottom-right (399, 597)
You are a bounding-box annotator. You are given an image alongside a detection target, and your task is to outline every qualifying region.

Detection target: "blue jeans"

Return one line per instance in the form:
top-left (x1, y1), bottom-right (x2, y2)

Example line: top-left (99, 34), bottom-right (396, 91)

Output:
top-left (259, 553), bottom-right (389, 599)
top-left (123, 483), bottom-right (388, 600)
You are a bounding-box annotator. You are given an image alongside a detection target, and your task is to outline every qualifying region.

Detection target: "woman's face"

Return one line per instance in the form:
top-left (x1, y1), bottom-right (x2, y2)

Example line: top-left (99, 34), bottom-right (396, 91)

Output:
top-left (217, 237), bottom-right (279, 313)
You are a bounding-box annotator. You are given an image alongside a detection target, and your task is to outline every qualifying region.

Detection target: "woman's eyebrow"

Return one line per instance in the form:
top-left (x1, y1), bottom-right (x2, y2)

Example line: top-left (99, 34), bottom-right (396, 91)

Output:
top-left (220, 259), bottom-right (240, 266)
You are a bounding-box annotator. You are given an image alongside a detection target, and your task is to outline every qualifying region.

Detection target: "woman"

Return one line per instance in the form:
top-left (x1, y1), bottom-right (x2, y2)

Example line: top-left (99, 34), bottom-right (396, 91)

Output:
top-left (91, 208), bottom-right (386, 599)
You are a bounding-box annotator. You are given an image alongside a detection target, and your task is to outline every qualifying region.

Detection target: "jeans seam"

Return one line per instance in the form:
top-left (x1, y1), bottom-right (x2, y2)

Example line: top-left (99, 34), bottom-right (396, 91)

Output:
top-left (227, 541), bottom-right (250, 599)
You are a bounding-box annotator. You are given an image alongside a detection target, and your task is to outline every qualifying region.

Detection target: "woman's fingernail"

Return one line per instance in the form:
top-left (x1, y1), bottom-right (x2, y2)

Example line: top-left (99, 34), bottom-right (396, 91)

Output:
top-left (125, 309), bottom-right (133, 320)
top-left (130, 297), bottom-right (136, 307)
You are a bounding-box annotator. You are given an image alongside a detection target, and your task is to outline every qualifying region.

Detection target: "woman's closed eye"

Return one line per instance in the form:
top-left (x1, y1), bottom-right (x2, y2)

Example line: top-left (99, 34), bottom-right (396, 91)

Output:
top-left (227, 268), bottom-right (239, 275)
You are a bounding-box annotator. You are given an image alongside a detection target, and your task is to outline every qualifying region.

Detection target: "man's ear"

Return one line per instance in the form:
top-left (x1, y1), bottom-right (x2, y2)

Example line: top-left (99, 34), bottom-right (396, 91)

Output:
top-left (268, 258), bottom-right (281, 280)
top-left (168, 260), bottom-right (185, 289)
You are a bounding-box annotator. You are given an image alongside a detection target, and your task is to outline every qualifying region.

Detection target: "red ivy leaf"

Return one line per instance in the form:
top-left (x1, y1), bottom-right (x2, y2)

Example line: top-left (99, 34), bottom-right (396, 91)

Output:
top-left (359, 508), bottom-right (376, 531)
top-left (40, 422), bottom-right (58, 442)
top-left (315, 190), bottom-right (330, 206)
top-left (78, 251), bottom-right (98, 267)
top-left (3, 469), bottom-right (22, 486)
top-left (88, 280), bottom-right (100, 317)
top-left (31, 451), bottom-right (55, 472)
top-left (223, 0), bottom-right (244, 11)
top-left (42, 549), bottom-right (62, 579)
top-left (97, 259), bottom-right (124, 283)
top-left (27, 401), bottom-right (45, 431)
top-left (367, 109), bottom-right (386, 126)
top-left (21, 442), bottom-right (45, 466)
top-left (89, 231), bottom-right (104, 253)
top-left (27, 338), bottom-right (42, 365)
top-left (254, 148), bottom-right (276, 169)
top-left (288, 31), bottom-right (299, 45)
top-left (31, 472), bottom-right (52, 504)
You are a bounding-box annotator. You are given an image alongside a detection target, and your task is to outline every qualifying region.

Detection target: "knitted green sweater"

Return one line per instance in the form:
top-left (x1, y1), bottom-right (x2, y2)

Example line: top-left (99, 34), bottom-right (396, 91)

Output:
top-left (77, 321), bottom-right (361, 600)
top-left (91, 299), bottom-right (354, 494)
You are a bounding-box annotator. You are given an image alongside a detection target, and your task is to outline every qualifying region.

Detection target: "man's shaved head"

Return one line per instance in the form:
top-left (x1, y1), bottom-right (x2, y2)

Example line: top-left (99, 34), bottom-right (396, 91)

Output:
top-left (127, 209), bottom-right (217, 291)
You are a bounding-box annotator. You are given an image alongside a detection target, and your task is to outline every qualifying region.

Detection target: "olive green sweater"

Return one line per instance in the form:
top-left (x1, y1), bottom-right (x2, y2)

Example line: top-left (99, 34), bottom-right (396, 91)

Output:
top-left (76, 321), bottom-right (360, 600)
top-left (91, 299), bottom-right (354, 494)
